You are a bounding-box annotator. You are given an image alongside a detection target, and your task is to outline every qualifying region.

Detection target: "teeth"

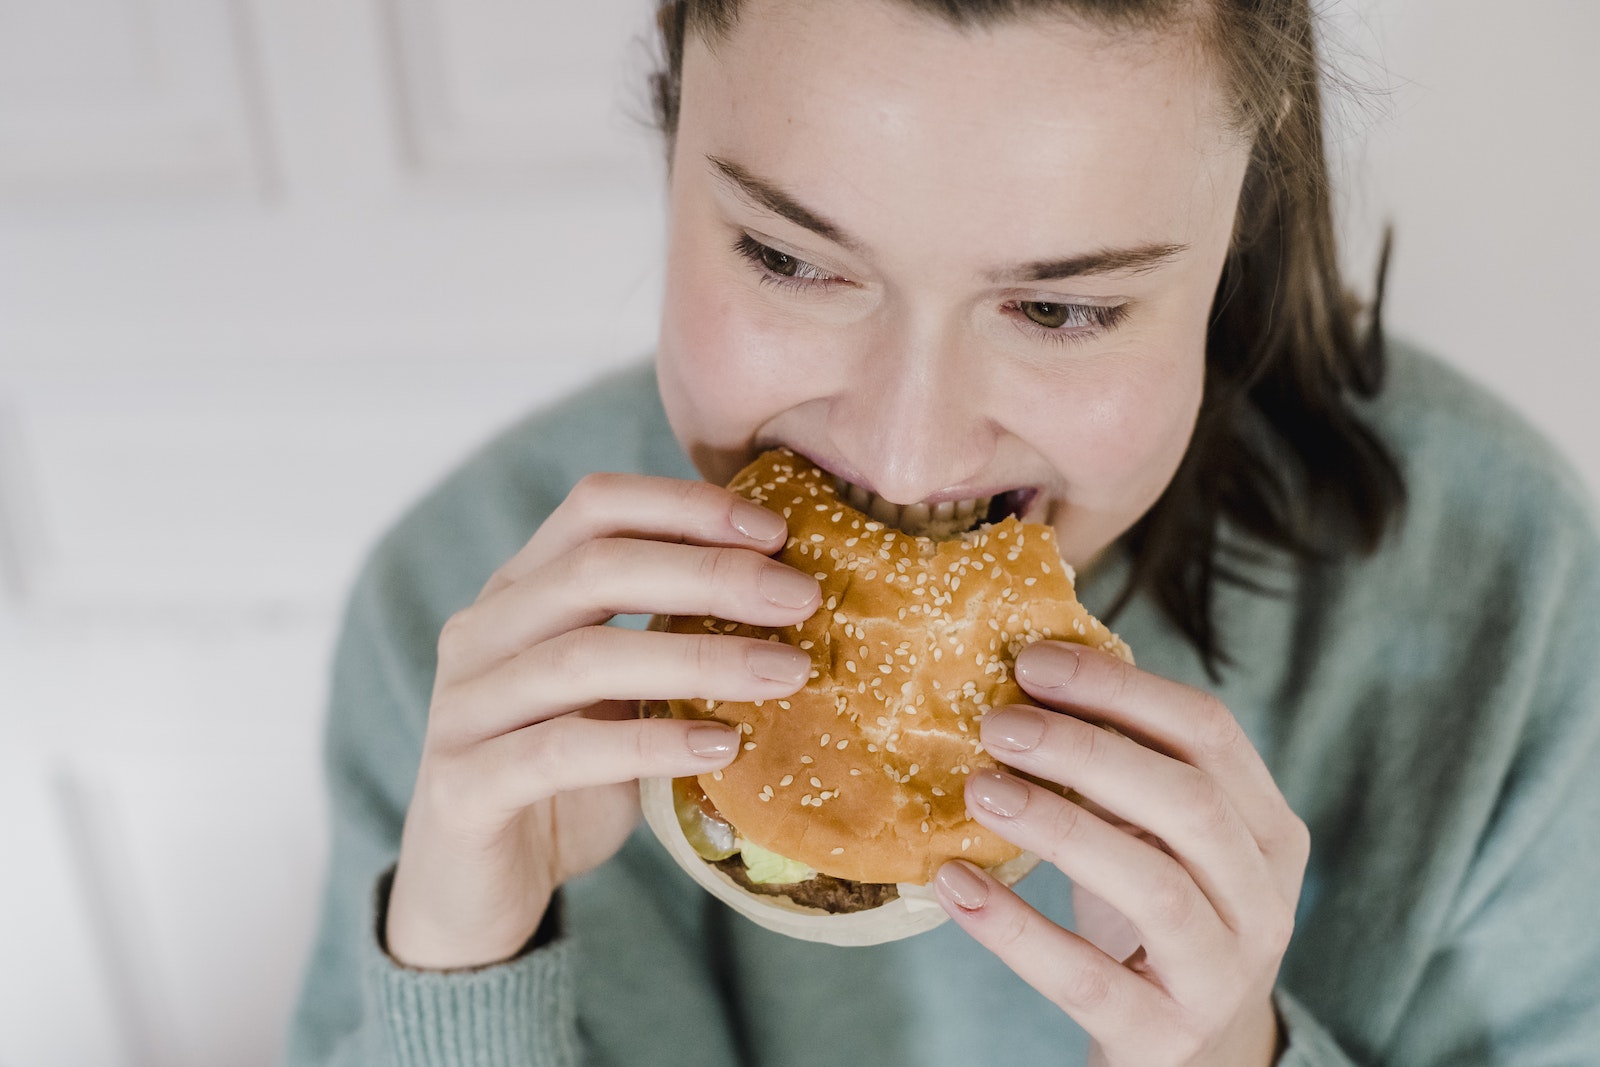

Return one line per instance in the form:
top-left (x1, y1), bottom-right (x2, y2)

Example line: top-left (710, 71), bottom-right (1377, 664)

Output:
top-left (868, 494), bottom-right (900, 525)
top-left (832, 476), bottom-right (995, 538)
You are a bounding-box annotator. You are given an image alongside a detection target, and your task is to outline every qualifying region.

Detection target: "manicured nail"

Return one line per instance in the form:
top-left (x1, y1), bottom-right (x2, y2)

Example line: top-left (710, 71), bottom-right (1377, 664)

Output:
top-left (731, 500), bottom-right (786, 542)
top-left (936, 861), bottom-right (990, 911)
top-left (758, 564), bottom-right (820, 609)
top-left (971, 770), bottom-right (1030, 818)
top-left (746, 643), bottom-right (810, 684)
top-left (687, 724), bottom-right (737, 757)
top-left (1016, 642), bottom-right (1081, 689)
top-left (982, 707), bottom-right (1046, 752)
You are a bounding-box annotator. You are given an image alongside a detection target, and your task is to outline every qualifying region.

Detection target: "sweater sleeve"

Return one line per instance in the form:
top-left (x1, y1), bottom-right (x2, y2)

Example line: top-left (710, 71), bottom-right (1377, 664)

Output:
top-left (1274, 482), bottom-right (1600, 1065)
top-left (1379, 508), bottom-right (1600, 1064)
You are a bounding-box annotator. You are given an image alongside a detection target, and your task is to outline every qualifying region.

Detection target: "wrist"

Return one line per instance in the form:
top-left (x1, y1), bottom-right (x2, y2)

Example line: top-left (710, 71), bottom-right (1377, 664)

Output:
top-left (381, 865), bottom-right (554, 971)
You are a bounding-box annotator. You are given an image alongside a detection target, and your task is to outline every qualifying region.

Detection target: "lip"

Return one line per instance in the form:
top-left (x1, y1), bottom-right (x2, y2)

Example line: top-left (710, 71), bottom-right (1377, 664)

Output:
top-left (758, 441), bottom-right (1045, 521)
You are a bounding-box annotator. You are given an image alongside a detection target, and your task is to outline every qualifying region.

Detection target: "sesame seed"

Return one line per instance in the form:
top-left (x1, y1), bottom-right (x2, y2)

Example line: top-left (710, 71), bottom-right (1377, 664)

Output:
top-left (962, 838), bottom-right (972, 852)
top-left (810, 776), bottom-right (823, 788)
top-left (921, 820), bottom-right (931, 833)
top-left (801, 794), bottom-right (814, 804)
top-left (780, 774), bottom-right (794, 786)
top-left (850, 768), bottom-right (862, 776)
top-left (845, 660), bottom-right (857, 673)
top-left (801, 755), bottom-right (814, 764)
top-left (743, 742), bottom-right (756, 751)
top-left (778, 700), bottom-right (791, 709)
top-left (932, 786), bottom-right (946, 796)
top-left (820, 733), bottom-right (831, 746)
top-left (712, 770), bottom-right (724, 781)
top-left (831, 847), bottom-right (845, 855)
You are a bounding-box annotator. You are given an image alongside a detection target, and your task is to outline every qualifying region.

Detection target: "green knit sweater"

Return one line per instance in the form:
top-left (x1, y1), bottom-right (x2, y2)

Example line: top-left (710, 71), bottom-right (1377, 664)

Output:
top-left (282, 340), bottom-right (1600, 1066)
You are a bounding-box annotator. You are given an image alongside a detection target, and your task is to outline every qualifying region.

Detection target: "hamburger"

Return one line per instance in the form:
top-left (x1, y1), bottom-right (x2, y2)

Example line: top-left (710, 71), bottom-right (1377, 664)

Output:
top-left (641, 448), bottom-right (1131, 944)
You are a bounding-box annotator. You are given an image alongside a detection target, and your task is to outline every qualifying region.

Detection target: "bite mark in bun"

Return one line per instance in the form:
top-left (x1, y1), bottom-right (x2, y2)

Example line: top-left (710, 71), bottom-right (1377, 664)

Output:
top-left (643, 449), bottom-right (1131, 942)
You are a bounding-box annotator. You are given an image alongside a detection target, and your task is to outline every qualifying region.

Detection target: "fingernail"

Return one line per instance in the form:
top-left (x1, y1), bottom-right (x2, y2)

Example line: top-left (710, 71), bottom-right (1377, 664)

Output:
top-left (1016, 642), bottom-right (1081, 690)
top-left (731, 500), bottom-right (786, 542)
top-left (758, 564), bottom-right (820, 609)
top-left (936, 861), bottom-right (990, 911)
top-left (982, 707), bottom-right (1046, 752)
top-left (687, 724), bottom-right (737, 757)
top-left (746, 643), bottom-right (810, 684)
top-left (972, 770), bottom-right (1030, 818)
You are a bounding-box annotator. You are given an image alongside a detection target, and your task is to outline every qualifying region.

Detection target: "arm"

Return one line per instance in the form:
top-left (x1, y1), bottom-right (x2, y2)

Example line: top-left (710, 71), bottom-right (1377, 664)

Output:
top-left (281, 472), bottom-right (820, 1066)
top-left (279, 561), bottom-right (584, 1067)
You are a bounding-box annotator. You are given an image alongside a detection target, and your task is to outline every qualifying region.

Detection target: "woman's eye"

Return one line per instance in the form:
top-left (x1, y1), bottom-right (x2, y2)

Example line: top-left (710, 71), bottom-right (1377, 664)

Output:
top-left (1009, 299), bottom-right (1129, 346)
top-left (1021, 301), bottom-right (1073, 329)
top-left (733, 233), bottom-right (836, 289)
top-left (758, 245), bottom-right (800, 277)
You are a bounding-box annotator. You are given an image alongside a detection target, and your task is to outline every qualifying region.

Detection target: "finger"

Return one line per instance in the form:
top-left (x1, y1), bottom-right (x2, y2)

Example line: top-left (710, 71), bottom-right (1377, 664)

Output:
top-left (440, 538), bottom-right (820, 681)
top-left (980, 705), bottom-right (1277, 928)
top-left (479, 474), bottom-right (790, 602)
top-left (467, 715), bottom-right (741, 815)
top-left (964, 769), bottom-right (1229, 987)
top-left (1013, 643), bottom-right (1305, 868)
top-left (441, 626), bottom-right (813, 741)
top-left (933, 860), bottom-right (1163, 1052)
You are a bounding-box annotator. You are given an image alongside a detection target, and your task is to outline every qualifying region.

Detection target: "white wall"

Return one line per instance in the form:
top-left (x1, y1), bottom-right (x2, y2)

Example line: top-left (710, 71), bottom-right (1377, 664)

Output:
top-left (0, 2), bottom-right (1594, 1064)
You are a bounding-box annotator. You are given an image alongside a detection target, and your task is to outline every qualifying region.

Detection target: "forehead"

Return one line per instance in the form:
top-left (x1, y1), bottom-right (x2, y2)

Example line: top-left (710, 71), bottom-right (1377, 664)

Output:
top-left (679, 0), bottom-right (1247, 257)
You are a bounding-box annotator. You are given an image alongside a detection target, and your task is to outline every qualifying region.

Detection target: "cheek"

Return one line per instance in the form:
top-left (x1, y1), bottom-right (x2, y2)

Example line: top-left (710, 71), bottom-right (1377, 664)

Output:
top-left (1027, 343), bottom-right (1205, 501)
top-left (657, 227), bottom-right (840, 468)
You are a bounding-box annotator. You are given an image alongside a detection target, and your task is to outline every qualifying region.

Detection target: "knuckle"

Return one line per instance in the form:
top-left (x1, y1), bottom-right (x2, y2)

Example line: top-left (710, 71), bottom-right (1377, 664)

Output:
top-left (695, 544), bottom-right (747, 591)
top-left (1057, 719), bottom-right (1107, 772)
top-left (1280, 808), bottom-right (1312, 865)
top-left (1190, 695), bottom-right (1244, 762)
top-left (1260, 906), bottom-right (1296, 958)
top-left (1146, 863), bottom-right (1198, 933)
top-left (990, 902), bottom-right (1033, 954)
top-left (436, 608), bottom-right (474, 661)
top-left (546, 626), bottom-right (603, 686)
top-left (1101, 653), bottom-right (1139, 708)
top-left (1181, 771), bottom-right (1235, 839)
top-left (570, 470), bottom-right (623, 508)
top-left (1053, 959), bottom-right (1114, 1012)
top-left (1043, 795), bottom-right (1090, 849)
top-left (566, 538), bottom-right (625, 601)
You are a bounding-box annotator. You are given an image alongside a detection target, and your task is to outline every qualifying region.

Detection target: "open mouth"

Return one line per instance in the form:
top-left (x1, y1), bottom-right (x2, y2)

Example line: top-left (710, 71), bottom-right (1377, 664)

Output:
top-left (831, 477), bottom-right (1037, 540)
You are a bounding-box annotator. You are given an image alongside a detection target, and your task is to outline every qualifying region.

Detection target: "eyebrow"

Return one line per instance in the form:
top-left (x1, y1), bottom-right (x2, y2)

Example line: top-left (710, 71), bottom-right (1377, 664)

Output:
top-left (706, 154), bottom-right (1189, 283)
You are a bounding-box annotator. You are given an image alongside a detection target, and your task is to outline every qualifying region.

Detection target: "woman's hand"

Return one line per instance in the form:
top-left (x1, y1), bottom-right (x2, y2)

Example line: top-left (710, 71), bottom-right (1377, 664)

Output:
top-left (385, 473), bottom-right (822, 971)
top-left (933, 642), bottom-right (1309, 1067)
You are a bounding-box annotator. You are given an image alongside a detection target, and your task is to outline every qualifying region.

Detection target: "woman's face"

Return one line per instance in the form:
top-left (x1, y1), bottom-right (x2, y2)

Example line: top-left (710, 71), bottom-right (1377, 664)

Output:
top-left (656, 0), bottom-right (1253, 569)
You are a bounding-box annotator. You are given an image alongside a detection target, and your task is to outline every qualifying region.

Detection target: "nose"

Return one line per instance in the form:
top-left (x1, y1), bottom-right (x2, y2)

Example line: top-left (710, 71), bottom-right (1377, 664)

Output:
top-left (826, 328), bottom-right (997, 504)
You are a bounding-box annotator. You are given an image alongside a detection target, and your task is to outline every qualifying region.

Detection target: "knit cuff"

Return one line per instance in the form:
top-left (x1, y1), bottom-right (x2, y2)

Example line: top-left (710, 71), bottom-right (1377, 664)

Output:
top-left (363, 867), bottom-right (579, 1067)
top-left (1274, 987), bottom-right (1358, 1066)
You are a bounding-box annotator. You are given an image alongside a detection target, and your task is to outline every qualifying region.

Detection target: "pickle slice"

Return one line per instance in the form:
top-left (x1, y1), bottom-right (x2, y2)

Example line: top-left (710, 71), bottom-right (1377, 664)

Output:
top-left (672, 777), bottom-right (738, 861)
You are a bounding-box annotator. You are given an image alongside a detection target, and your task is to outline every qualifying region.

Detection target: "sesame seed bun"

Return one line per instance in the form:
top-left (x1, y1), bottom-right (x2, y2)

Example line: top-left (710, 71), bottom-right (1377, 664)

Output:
top-left (642, 448), bottom-right (1132, 943)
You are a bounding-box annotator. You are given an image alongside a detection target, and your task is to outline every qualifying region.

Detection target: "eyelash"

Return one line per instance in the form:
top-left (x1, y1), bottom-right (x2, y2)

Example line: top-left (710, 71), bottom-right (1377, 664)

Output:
top-left (731, 232), bottom-right (1128, 346)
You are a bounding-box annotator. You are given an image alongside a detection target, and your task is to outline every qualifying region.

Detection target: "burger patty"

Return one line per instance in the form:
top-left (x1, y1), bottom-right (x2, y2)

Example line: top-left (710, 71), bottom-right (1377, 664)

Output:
top-left (712, 854), bottom-right (901, 914)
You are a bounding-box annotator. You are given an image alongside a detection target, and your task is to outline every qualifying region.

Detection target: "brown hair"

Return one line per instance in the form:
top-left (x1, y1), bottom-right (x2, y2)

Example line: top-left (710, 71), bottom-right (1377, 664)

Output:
top-left (648, 0), bottom-right (1404, 678)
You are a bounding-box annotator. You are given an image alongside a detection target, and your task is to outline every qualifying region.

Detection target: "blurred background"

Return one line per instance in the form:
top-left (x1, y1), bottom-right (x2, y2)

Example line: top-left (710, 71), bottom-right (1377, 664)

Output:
top-left (0, 1), bottom-right (1594, 1064)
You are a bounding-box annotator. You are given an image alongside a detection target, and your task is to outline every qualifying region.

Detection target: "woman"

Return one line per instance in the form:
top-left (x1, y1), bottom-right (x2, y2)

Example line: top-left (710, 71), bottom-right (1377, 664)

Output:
top-left (284, 1), bottom-right (1600, 1063)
